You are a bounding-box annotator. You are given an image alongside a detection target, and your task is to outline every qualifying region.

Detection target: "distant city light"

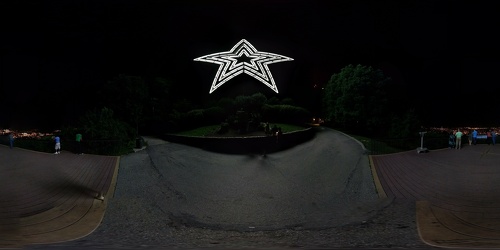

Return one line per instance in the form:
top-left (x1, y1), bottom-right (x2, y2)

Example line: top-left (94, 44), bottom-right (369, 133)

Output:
top-left (428, 126), bottom-right (499, 136)
top-left (194, 39), bottom-right (293, 94)
top-left (1, 129), bottom-right (56, 139)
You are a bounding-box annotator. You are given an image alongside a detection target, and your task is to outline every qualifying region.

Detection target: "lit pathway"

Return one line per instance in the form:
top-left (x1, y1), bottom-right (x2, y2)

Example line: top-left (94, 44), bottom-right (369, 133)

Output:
top-left (371, 145), bottom-right (500, 248)
top-left (0, 146), bottom-right (119, 249)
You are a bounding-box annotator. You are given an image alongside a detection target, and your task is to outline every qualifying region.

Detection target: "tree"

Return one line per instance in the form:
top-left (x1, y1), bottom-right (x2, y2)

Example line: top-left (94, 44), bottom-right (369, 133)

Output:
top-left (72, 107), bottom-right (135, 155)
top-left (79, 107), bottom-right (132, 140)
top-left (146, 77), bottom-right (173, 119)
top-left (262, 104), bottom-right (311, 125)
top-left (323, 64), bottom-right (391, 135)
top-left (388, 108), bottom-right (421, 138)
top-left (98, 75), bottom-right (148, 137)
top-left (143, 77), bottom-right (175, 134)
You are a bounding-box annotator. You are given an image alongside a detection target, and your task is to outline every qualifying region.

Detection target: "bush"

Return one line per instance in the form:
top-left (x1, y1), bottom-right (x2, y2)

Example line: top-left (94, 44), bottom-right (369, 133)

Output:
top-left (14, 138), bottom-right (54, 153)
top-left (217, 122), bottom-right (230, 134)
top-left (203, 107), bottom-right (226, 125)
top-left (262, 104), bottom-right (311, 125)
top-left (69, 107), bottom-right (135, 155)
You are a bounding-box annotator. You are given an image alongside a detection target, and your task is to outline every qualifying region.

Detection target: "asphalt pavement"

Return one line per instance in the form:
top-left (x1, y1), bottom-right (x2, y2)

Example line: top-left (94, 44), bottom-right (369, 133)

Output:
top-left (142, 127), bottom-right (389, 231)
top-left (22, 127), bottom-right (431, 249)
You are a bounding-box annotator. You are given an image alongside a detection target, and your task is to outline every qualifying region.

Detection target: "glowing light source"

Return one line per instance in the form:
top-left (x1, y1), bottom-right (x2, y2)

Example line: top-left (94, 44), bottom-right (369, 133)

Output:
top-left (194, 39), bottom-right (293, 94)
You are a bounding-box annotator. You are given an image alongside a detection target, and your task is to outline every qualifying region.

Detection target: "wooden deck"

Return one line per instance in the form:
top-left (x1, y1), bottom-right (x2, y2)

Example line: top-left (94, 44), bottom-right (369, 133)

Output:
top-left (371, 145), bottom-right (500, 248)
top-left (0, 146), bottom-right (119, 249)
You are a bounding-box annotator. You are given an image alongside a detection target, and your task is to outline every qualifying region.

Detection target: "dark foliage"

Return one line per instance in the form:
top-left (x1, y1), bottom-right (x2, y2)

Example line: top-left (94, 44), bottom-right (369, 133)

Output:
top-left (323, 64), bottom-right (421, 137)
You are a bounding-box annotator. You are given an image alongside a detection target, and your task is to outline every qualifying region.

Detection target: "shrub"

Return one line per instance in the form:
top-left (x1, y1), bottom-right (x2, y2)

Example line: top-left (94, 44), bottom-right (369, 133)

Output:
top-left (262, 104), bottom-right (311, 125)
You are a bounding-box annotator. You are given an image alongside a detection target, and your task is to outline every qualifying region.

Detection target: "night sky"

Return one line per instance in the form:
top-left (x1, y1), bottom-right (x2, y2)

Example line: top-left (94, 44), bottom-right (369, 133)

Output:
top-left (1, 0), bottom-right (499, 130)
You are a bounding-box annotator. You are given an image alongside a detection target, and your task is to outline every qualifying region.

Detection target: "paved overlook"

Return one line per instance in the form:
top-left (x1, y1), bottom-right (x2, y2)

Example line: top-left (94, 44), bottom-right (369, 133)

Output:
top-left (2, 127), bottom-right (500, 249)
top-left (141, 127), bottom-right (385, 230)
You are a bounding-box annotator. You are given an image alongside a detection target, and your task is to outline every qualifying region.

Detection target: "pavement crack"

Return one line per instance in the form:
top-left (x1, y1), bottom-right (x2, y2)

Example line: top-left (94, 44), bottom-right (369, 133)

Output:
top-left (146, 148), bottom-right (164, 178)
top-left (146, 148), bottom-right (186, 200)
top-left (481, 148), bottom-right (491, 158)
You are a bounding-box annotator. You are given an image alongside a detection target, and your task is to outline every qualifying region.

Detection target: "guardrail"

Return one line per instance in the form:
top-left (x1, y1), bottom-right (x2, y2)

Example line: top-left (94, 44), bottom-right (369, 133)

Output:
top-left (367, 135), bottom-right (475, 155)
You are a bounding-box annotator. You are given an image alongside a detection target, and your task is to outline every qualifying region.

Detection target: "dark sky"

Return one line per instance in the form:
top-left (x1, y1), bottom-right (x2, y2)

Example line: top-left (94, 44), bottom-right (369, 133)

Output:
top-left (1, 0), bottom-right (499, 130)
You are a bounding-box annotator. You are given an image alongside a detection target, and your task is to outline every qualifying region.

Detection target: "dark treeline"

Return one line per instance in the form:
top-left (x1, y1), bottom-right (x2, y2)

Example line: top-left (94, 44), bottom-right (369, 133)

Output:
top-left (322, 64), bottom-right (420, 138)
top-left (6, 62), bottom-right (492, 144)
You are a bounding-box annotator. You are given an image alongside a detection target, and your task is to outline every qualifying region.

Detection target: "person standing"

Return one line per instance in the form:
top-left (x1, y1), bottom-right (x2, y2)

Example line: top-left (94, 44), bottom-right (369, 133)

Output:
top-left (468, 130), bottom-right (473, 145)
top-left (76, 132), bottom-right (83, 154)
top-left (486, 130), bottom-right (492, 145)
top-left (455, 129), bottom-right (463, 149)
top-left (492, 130), bottom-right (497, 145)
top-left (276, 127), bottom-right (282, 143)
top-left (264, 122), bottom-right (271, 136)
top-left (54, 135), bottom-right (61, 154)
top-left (472, 129), bottom-right (478, 145)
top-left (8, 133), bottom-right (14, 149)
top-left (448, 131), bottom-right (455, 149)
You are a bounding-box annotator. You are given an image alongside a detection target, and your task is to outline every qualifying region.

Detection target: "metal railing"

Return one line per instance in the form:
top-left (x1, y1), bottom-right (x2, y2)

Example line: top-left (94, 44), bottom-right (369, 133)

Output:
top-left (367, 135), bottom-right (449, 155)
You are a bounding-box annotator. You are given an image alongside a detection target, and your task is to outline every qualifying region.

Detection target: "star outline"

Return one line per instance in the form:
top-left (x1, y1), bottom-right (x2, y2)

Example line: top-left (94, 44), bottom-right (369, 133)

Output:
top-left (194, 39), bottom-right (293, 93)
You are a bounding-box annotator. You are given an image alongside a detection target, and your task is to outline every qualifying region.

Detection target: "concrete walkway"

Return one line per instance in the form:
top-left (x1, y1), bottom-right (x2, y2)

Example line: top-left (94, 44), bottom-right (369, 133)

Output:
top-left (1, 128), bottom-right (388, 248)
top-left (371, 144), bottom-right (500, 248)
top-left (0, 146), bottom-right (119, 249)
top-left (3, 129), bottom-right (500, 249)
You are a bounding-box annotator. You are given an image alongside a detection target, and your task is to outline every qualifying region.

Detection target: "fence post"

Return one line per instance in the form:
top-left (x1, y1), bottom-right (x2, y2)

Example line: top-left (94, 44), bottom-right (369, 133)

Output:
top-left (417, 131), bottom-right (428, 153)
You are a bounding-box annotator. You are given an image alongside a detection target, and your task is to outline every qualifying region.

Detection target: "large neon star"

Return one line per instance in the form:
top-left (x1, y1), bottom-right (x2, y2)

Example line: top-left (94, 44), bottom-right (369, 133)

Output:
top-left (194, 39), bottom-right (293, 93)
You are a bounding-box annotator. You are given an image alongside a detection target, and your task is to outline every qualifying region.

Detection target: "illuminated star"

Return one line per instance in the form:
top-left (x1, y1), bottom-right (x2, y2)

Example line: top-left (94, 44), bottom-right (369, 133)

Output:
top-left (194, 39), bottom-right (293, 93)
